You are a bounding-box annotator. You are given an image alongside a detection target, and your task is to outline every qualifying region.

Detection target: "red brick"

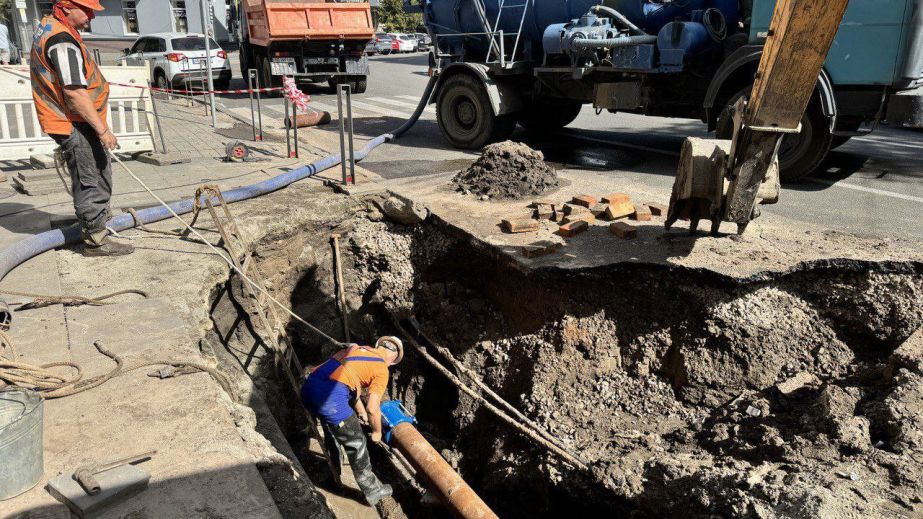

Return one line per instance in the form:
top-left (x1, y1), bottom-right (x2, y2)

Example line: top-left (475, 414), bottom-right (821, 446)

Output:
top-left (502, 218), bottom-right (540, 233)
top-left (602, 193), bottom-right (631, 204)
top-left (609, 222), bottom-right (638, 239)
top-left (562, 212), bottom-right (596, 225)
top-left (645, 202), bottom-right (668, 216)
top-left (563, 203), bottom-right (590, 216)
top-left (571, 194), bottom-right (597, 208)
top-left (558, 220), bottom-right (589, 237)
top-left (521, 240), bottom-right (563, 258)
top-left (632, 204), bottom-right (652, 221)
top-left (604, 201), bottom-right (635, 220)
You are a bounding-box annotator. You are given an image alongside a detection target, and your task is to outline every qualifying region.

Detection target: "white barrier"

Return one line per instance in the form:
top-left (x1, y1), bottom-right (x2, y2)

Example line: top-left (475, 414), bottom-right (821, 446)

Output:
top-left (0, 65), bottom-right (156, 162)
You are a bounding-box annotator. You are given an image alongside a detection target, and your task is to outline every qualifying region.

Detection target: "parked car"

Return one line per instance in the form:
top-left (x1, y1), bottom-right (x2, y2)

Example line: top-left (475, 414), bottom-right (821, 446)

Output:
top-left (390, 33), bottom-right (417, 53)
top-left (123, 33), bottom-right (231, 91)
top-left (373, 33), bottom-right (393, 54)
top-left (365, 39), bottom-right (377, 55)
top-left (414, 32), bottom-right (431, 50)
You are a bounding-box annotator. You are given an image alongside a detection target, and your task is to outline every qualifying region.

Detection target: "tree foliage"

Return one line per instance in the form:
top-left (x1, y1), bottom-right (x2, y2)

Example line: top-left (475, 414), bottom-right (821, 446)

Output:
top-left (376, 0), bottom-right (423, 33)
top-left (0, 0), bottom-right (11, 24)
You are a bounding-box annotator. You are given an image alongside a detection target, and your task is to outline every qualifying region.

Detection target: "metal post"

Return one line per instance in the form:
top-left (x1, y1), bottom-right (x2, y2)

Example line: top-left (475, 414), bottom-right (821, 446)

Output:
top-left (200, 0), bottom-right (217, 127)
top-left (499, 30), bottom-right (505, 68)
top-left (93, 48), bottom-right (102, 65)
top-left (284, 95), bottom-right (292, 158)
top-left (251, 69), bottom-right (263, 141)
top-left (345, 85), bottom-right (355, 184)
top-left (292, 95), bottom-right (299, 159)
top-left (148, 80), bottom-right (168, 153)
top-left (248, 71), bottom-right (256, 141)
top-left (337, 85), bottom-right (348, 185)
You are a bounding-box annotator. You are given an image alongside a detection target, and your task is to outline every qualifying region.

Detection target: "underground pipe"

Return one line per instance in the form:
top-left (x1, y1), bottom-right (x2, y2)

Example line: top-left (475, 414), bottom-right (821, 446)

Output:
top-left (381, 401), bottom-right (499, 519)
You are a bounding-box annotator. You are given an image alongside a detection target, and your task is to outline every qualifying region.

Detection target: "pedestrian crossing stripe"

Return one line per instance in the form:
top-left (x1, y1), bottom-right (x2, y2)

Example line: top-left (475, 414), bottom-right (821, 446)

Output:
top-left (367, 97), bottom-right (420, 110)
top-left (227, 95), bottom-right (436, 123)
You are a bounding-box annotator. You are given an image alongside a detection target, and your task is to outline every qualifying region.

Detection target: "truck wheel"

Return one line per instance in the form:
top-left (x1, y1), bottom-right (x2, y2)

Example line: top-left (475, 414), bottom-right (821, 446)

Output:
top-left (518, 99), bottom-right (582, 132)
top-left (260, 56), bottom-right (281, 93)
top-left (239, 42), bottom-right (252, 79)
top-left (352, 77), bottom-right (367, 94)
top-left (436, 73), bottom-right (516, 149)
top-left (717, 87), bottom-right (833, 183)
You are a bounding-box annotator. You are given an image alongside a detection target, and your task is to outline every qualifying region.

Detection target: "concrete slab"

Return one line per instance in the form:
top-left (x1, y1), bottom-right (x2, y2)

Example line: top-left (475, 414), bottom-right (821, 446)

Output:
top-left (47, 464), bottom-right (150, 519)
top-left (135, 152), bottom-right (193, 167)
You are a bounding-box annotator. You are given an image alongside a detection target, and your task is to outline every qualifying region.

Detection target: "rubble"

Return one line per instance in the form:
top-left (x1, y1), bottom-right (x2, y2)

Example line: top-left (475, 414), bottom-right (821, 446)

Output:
top-left (452, 141), bottom-right (559, 199)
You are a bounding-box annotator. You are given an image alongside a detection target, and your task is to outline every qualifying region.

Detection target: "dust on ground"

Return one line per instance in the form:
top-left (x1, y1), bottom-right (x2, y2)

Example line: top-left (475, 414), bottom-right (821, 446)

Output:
top-left (451, 141), bottom-right (558, 199)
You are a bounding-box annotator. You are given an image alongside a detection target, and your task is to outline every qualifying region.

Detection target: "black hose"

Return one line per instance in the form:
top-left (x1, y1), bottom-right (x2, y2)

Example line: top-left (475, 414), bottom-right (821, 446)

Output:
top-left (591, 5), bottom-right (648, 36)
top-left (571, 34), bottom-right (657, 51)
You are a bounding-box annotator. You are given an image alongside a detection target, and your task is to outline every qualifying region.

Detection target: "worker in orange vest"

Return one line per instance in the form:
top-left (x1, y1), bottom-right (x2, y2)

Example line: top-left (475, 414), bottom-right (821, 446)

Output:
top-left (30, 0), bottom-right (133, 256)
top-left (301, 336), bottom-right (403, 505)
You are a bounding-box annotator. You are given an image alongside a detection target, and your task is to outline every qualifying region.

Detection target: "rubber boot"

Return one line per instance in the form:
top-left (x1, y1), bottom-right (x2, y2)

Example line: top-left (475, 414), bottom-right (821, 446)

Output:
top-left (330, 415), bottom-right (393, 505)
top-left (82, 229), bottom-right (134, 257)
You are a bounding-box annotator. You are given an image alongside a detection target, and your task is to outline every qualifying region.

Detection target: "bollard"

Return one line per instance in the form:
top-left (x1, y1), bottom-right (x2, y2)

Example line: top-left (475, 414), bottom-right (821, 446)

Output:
top-left (250, 69), bottom-right (263, 141)
top-left (336, 84), bottom-right (356, 185)
top-left (284, 96), bottom-right (292, 158)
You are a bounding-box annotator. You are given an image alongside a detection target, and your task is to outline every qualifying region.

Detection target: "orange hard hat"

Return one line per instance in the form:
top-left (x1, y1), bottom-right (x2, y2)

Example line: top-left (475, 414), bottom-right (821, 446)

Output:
top-left (58, 0), bottom-right (104, 11)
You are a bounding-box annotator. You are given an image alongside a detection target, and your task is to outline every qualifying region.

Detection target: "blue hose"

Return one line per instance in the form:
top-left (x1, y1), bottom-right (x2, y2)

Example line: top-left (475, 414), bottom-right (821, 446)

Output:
top-left (0, 75), bottom-right (438, 323)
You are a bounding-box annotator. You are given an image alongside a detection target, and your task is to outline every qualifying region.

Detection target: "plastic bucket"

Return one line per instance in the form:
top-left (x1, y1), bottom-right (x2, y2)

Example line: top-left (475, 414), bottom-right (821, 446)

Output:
top-left (0, 388), bottom-right (44, 500)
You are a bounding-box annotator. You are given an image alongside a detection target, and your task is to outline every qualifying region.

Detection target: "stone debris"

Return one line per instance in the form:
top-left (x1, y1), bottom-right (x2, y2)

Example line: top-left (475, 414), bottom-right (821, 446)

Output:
top-left (381, 194), bottom-right (429, 225)
top-left (452, 140), bottom-right (559, 199)
top-left (776, 371), bottom-right (819, 394)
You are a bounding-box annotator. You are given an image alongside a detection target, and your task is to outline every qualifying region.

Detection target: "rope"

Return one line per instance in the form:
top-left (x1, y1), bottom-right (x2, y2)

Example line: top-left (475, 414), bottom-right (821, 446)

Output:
top-left (393, 319), bottom-right (590, 470)
top-left (0, 289), bottom-right (148, 310)
top-left (0, 339), bottom-right (236, 401)
top-left (108, 151), bottom-right (345, 349)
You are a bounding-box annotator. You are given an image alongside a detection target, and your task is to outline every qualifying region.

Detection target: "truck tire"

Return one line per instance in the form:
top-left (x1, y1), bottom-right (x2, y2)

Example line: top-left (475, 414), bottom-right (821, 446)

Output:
top-left (260, 56), bottom-right (281, 94)
top-left (716, 87), bottom-right (832, 183)
top-left (239, 42), bottom-right (252, 79)
top-left (436, 73), bottom-right (516, 149)
top-left (352, 77), bottom-right (367, 94)
top-left (518, 99), bottom-right (582, 132)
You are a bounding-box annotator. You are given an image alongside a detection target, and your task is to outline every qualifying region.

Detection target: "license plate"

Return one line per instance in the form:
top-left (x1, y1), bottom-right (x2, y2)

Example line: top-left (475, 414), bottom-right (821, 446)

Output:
top-left (271, 58), bottom-right (296, 75)
top-left (304, 57), bottom-right (337, 65)
top-left (192, 58), bottom-right (204, 64)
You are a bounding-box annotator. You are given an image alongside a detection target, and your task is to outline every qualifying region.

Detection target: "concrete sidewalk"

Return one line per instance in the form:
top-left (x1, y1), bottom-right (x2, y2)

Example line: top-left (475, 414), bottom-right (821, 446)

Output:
top-left (0, 100), bottom-right (380, 518)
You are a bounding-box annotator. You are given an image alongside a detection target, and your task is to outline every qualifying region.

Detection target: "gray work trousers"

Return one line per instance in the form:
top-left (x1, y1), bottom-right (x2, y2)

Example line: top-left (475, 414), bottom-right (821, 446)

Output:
top-left (51, 123), bottom-right (112, 233)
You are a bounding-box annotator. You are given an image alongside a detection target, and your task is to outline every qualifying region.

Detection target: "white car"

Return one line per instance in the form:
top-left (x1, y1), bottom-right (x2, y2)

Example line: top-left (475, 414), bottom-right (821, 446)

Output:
top-left (390, 33), bottom-right (417, 53)
top-left (123, 33), bottom-right (231, 91)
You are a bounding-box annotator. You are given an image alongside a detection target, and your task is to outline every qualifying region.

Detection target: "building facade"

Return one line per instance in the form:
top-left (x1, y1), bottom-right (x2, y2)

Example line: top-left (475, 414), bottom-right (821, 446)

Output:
top-left (8, 0), bottom-right (231, 52)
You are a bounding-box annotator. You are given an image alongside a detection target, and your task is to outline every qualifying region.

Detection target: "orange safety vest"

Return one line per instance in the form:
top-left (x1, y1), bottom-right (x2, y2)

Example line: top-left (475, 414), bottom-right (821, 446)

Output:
top-left (29, 16), bottom-right (109, 136)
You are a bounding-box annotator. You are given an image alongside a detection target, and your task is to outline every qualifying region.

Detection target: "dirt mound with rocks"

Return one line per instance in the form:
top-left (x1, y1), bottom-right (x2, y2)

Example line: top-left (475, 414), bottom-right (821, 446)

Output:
top-left (452, 140), bottom-right (558, 199)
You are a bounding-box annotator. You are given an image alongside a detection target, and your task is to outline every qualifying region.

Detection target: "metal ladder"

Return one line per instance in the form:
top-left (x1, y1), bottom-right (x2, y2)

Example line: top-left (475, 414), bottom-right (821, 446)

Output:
top-left (482, 0), bottom-right (531, 66)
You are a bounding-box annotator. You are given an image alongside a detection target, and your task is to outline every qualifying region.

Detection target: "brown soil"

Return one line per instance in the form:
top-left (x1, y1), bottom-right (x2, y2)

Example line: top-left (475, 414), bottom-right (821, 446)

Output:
top-left (451, 141), bottom-right (559, 199)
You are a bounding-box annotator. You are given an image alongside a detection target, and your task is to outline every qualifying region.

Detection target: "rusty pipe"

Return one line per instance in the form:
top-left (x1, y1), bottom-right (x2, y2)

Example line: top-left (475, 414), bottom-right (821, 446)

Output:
top-left (388, 420), bottom-right (498, 519)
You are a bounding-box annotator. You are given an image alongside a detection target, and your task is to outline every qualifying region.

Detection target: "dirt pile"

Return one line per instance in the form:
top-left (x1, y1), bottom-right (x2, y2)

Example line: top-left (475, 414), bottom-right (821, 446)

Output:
top-left (452, 140), bottom-right (558, 199)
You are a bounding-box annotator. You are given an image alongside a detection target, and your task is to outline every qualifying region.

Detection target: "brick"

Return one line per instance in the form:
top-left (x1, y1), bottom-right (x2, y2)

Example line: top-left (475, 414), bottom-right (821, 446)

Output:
top-left (533, 206), bottom-right (555, 220)
top-left (589, 203), bottom-right (608, 216)
top-left (502, 218), bottom-right (540, 233)
top-left (571, 194), bottom-right (597, 208)
top-left (558, 220), bottom-right (588, 237)
top-left (609, 222), bottom-right (638, 239)
top-left (602, 193), bottom-right (631, 204)
top-left (646, 202), bottom-right (668, 216)
top-left (604, 201), bottom-right (635, 220)
top-left (561, 212), bottom-right (595, 225)
top-left (521, 240), bottom-right (563, 258)
top-left (562, 203), bottom-right (590, 216)
top-left (632, 204), bottom-right (652, 221)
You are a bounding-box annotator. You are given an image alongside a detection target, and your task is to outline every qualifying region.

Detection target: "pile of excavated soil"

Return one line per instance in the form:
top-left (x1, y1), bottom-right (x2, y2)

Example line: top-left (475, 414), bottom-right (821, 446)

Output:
top-left (335, 215), bottom-right (923, 519)
top-left (452, 140), bottom-right (558, 199)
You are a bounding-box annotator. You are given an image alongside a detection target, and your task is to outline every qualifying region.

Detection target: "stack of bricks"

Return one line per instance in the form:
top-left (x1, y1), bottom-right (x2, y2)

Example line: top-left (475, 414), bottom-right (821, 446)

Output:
top-left (500, 193), bottom-right (669, 241)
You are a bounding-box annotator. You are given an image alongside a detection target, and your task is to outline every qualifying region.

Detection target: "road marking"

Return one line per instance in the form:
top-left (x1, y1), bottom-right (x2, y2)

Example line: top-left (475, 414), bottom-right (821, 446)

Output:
top-left (803, 177), bottom-right (923, 203)
top-left (347, 99), bottom-right (412, 118)
top-left (368, 96), bottom-right (420, 109)
top-left (853, 137), bottom-right (923, 150)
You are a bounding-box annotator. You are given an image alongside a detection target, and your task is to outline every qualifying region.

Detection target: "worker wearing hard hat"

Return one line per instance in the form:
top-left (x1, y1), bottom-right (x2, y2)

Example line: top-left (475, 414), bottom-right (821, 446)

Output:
top-left (301, 336), bottom-right (403, 505)
top-left (30, 0), bottom-right (133, 257)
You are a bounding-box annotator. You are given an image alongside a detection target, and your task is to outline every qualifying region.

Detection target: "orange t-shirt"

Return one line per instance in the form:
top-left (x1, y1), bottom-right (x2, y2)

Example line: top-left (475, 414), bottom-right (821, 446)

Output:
top-left (328, 346), bottom-right (390, 397)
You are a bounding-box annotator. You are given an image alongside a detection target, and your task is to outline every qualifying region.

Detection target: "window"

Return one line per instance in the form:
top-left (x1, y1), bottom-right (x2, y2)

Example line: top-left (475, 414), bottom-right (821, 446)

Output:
top-left (129, 38), bottom-right (147, 54)
top-left (171, 36), bottom-right (221, 51)
top-left (151, 38), bottom-right (166, 53)
top-left (172, 1), bottom-right (188, 33)
top-left (121, 0), bottom-right (138, 34)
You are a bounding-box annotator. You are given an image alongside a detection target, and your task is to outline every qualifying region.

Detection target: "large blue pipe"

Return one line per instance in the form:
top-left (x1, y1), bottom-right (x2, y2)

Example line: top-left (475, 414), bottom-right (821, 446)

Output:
top-left (0, 76), bottom-right (437, 322)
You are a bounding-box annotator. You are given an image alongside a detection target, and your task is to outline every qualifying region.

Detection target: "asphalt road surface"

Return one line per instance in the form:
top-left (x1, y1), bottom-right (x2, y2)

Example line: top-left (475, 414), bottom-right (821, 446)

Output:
top-left (222, 51), bottom-right (923, 241)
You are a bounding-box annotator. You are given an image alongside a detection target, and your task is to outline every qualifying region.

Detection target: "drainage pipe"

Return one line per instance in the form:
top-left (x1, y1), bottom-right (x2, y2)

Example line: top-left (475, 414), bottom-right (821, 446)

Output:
top-left (0, 76), bottom-right (438, 326)
top-left (382, 401), bottom-right (499, 519)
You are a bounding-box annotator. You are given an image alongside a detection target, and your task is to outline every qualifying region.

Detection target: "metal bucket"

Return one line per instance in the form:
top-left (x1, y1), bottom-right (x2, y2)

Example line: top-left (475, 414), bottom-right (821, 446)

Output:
top-left (0, 388), bottom-right (44, 500)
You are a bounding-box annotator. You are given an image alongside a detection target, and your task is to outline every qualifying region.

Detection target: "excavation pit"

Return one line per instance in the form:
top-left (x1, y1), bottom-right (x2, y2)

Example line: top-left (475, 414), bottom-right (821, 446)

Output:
top-left (205, 193), bottom-right (923, 519)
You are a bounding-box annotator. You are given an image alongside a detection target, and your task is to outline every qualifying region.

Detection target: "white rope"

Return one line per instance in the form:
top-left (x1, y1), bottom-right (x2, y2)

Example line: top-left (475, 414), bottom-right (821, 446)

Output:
top-left (107, 150), bottom-right (345, 348)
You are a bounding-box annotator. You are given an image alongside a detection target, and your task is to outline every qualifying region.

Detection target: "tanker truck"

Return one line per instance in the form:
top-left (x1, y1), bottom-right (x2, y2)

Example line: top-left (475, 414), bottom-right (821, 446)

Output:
top-left (237, 0), bottom-right (374, 93)
top-left (408, 0), bottom-right (923, 182)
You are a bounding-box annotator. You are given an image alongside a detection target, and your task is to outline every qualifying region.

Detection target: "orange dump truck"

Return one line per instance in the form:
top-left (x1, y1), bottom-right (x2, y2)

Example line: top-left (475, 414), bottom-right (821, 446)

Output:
top-left (237, 0), bottom-right (374, 93)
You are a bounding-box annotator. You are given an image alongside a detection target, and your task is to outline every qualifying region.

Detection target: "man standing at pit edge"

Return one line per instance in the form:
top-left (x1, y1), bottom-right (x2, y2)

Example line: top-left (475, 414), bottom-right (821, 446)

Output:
top-left (30, 0), bottom-right (133, 256)
top-left (301, 337), bottom-right (402, 505)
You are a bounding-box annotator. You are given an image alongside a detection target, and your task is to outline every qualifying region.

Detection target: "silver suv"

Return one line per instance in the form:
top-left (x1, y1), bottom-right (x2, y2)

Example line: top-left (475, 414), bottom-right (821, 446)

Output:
top-left (123, 33), bottom-right (231, 91)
